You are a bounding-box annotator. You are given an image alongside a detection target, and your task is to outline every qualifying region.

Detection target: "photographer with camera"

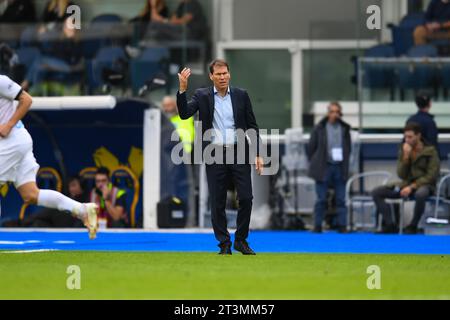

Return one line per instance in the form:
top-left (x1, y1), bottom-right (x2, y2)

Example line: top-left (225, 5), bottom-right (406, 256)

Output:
top-left (89, 167), bottom-right (128, 229)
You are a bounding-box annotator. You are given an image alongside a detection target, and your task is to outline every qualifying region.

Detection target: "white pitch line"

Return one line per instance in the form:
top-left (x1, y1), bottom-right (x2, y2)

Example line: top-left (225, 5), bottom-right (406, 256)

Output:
top-left (0, 249), bottom-right (60, 254)
top-left (0, 228), bottom-right (219, 234)
top-left (0, 240), bottom-right (42, 245)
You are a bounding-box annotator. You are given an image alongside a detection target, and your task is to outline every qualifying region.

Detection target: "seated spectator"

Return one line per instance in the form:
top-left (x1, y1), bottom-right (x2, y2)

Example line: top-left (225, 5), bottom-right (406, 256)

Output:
top-left (42, 0), bottom-right (74, 24)
top-left (372, 123), bottom-right (440, 234)
top-left (39, 0), bottom-right (75, 35)
top-left (170, 0), bottom-right (207, 40)
top-left (406, 92), bottom-right (439, 149)
top-left (145, 0), bottom-right (207, 41)
top-left (131, 0), bottom-right (170, 41)
top-left (90, 167), bottom-right (128, 228)
top-left (21, 17), bottom-right (83, 91)
top-left (2, 176), bottom-right (87, 228)
top-left (0, 0), bottom-right (36, 23)
top-left (414, 0), bottom-right (450, 45)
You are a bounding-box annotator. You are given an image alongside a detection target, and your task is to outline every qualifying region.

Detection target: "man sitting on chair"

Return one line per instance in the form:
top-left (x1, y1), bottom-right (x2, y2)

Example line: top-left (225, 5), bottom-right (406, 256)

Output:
top-left (413, 0), bottom-right (450, 45)
top-left (372, 123), bottom-right (440, 234)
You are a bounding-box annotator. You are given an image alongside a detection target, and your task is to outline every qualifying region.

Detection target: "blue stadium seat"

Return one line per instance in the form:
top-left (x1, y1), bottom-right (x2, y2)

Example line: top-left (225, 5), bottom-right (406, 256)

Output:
top-left (0, 183), bottom-right (23, 224)
top-left (362, 44), bottom-right (396, 91)
top-left (20, 168), bottom-right (63, 220)
top-left (79, 167), bottom-right (98, 193)
top-left (0, 168), bottom-right (63, 223)
top-left (439, 60), bottom-right (450, 98)
top-left (91, 14), bottom-right (123, 24)
top-left (111, 166), bottom-right (141, 228)
top-left (81, 15), bottom-right (123, 60)
top-left (397, 45), bottom-right (438, 97)
top-left (130, 46), bottom-right (169, 95)
top-left (86, 46), bottom-right (128, 93)
top-left (390, 12), bottom-right (426, 56)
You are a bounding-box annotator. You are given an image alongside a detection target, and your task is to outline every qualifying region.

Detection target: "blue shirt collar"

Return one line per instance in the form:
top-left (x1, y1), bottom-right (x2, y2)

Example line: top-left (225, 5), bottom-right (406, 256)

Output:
top-left (213, 86), bottom-right (230, 96)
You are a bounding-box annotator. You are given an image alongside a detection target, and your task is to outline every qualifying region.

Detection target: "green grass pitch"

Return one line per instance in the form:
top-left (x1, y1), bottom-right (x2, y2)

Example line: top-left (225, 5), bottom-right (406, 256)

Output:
top-left (1, 252), bottom-right (449, 299)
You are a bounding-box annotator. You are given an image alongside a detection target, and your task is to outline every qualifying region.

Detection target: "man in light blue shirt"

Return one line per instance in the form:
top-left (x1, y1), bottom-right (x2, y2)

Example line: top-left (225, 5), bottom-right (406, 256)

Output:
top-left (212, 86), bottom-right (236, 145)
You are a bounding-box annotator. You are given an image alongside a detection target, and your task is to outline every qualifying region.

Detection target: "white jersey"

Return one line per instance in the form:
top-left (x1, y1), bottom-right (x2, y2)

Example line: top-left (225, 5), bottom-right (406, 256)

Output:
top-left (0, 75), bottom-right (22, 125)
top-left (0, 75), bottom-right (39, 188)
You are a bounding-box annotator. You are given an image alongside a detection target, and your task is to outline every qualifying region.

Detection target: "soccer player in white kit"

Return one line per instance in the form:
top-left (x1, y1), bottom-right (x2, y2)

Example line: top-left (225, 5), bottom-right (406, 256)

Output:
top-left (0, 75), bottom-right (98, 239)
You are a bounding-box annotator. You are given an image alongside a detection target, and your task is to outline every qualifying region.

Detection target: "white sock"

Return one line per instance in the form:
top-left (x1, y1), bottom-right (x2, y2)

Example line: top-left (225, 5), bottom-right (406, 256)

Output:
top-left (37, 189), bottom-right (85, 218)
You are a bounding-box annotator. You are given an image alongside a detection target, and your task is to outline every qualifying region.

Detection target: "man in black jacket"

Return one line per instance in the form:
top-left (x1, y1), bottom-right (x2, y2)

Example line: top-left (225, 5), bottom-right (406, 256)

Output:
top-left (307, 102), bottom-right (352, 233)
top-left (177, 59), bottom-right (264, 255)
top-left (406, 93), bottom-right (439, 149)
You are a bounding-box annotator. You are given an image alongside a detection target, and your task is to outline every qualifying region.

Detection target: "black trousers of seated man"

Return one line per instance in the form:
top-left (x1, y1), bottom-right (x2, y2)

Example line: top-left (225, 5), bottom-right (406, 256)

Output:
top-left (205, 145), bottom-right (253, 246)
top-left (372, 185), bottom-right (432, 228)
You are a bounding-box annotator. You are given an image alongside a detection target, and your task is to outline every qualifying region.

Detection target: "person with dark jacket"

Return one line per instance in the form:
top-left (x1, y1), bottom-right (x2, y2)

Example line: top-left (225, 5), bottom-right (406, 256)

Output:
top-left (406, 93), bottom-right (439, 150)
top-left (131, 0), bottom-right (170, 41)
top-left (307, 102), bottom-right (352, 233)
top-left (0, 0), bottom-right (36, 23)
top-left (413, 0), bottom-right (450, 45)
top-left (21, 17), bottom-right (83, 91)
top-left (372, 123), bottom-right (440, 234)
top-left (145, 0), bottom-right (207, 41)
top-left (41, 0), bottom-right (74, 24)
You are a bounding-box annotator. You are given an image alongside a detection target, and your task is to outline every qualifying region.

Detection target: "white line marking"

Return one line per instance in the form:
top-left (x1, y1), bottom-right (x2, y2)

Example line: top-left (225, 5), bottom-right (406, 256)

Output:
top-left (0, 240), bottom-right (42, 245)
top-left (1, 249), bottom-right (60, 254)
top-left (0, 228), bottom-right (217, 234)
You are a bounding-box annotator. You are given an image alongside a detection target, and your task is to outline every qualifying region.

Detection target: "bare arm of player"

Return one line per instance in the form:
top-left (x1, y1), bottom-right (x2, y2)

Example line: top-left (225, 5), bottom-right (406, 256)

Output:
top-left (0, 91), bottom-right (33, 138)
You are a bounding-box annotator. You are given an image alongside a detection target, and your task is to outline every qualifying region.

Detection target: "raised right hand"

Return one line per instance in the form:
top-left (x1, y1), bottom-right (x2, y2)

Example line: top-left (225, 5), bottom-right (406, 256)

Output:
top-left (177, 67), bottom-right (191, 93)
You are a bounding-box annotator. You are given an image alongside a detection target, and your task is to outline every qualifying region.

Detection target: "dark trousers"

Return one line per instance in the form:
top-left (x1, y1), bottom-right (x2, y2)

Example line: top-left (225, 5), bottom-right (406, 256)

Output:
top-left (205, 159), bottom-right (253, 245)
top-left (314, 163), bottom-right (347, 228)
top-left (372, 185), bottom-right (432, 227)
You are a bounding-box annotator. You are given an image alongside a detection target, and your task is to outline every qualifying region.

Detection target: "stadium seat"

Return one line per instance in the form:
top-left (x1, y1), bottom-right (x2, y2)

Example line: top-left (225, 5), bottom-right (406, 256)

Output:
top-left (111, 166), bottom-right (141, 228)
top-left (19, 167), bottom-right (63, 220)
top-left (79, 167), bottom-right (98, 193)
top-left (39, 29), bottom-right (61, 56)
top-left (345, 171), bottom-right (392, 231)
top-left (397, 44), bottom-right (438, 99)
top-left (91, 14), bottom-right (123, 24)
top-left (439, 61), bottom-right (450, 98)
top-left (81, 15), bottom-right (124, 60)
top-left (389, 12), bottom-right (426, 56)
top-left (0, 183), bottom-right (23, 224)
top-left (130, 46), bottom-right (170, 95)
top-left (362, 44), bottom-right (396, 98)
top-left (86, 46), bottom-right (128, 93)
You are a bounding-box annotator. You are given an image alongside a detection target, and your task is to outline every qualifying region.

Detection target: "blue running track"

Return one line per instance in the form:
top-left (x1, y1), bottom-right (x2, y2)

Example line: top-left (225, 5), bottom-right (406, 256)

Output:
top-left (1, 229), bottom-right (450, 254)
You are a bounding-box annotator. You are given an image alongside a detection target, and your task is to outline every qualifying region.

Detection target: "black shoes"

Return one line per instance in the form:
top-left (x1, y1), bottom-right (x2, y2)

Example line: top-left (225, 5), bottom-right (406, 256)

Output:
top-left (233, 240), bottom-right (256, 255)
top-left (218, 242), bottom-right (232, 255)
top-left (376, 224), bottom-right (399, 234)
top-left (218, 240), bottom-right (256, 255)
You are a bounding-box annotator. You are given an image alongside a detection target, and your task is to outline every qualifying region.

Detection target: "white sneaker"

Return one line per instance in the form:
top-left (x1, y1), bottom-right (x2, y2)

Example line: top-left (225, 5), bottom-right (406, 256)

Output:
top-left (85, 203), bottom-right (99, 240)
